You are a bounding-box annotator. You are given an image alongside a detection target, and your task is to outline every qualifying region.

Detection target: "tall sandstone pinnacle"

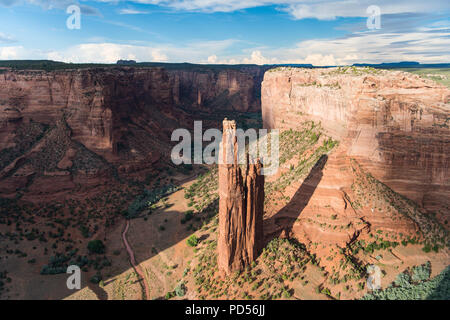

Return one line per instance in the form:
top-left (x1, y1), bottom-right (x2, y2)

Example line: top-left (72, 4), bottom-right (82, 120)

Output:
top-left (218, 119), bottom-right (265, 275)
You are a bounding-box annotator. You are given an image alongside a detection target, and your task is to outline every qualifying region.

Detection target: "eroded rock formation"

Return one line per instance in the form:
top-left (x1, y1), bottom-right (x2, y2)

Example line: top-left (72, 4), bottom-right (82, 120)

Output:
top-left (218, 119), bottom-right (264, 275)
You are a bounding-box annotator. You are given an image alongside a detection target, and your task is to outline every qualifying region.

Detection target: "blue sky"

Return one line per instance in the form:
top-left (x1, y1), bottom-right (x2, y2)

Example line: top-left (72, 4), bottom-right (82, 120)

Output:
top-left (0, 0), bottom-right (449, 65)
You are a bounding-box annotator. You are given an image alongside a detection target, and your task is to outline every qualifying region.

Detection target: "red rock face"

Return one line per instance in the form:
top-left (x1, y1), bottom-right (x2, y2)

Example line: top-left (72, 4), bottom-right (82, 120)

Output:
top-left (0, 66), bottom-right (266, 200)
top-left (261, 68), bottom-right (450, 274)
top-left (218, 119), bottom-right (264, 275)
top-left (168, 66), bottom-right (267, 113)
top-left (0, 68), bottom-right (179, 199)
top-left (262, 67), bottom-right (450, 214)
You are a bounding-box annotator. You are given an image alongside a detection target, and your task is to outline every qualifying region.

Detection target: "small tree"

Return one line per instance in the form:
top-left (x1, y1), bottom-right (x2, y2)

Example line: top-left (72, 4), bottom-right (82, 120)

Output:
top-left (187, 235), bottom-right (198, 247)
top-left (175, 282), bottom-right (186, 297)
top-left (88, 240), bottom-right (105, 254)
top-left (90, 272), bottom-right (102, 284)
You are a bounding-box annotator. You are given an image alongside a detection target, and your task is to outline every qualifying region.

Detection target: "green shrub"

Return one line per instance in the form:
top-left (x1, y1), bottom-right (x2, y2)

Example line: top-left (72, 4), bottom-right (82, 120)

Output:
top-left (187, 235), bottom-right (199, 247)
top-left (88, 240), bottom-right (105, 254)
top-left (394, 272), bottom-right (411, 287)
top-left (362, 266), bottom-right (450, 300)
top-left (175, 282), bottom-right (187, 297)
top-left (411, 261), bottom-right (431, 282)
top-left (90, 272), bottom-right (102, 284)
top-left (181, 210), bottom-right (194, 224)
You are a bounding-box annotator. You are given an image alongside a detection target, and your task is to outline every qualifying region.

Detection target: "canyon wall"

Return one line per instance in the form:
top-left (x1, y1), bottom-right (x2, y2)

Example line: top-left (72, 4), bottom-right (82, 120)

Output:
top-left (168, 66), bottom-right (267, 113)
top-left (0, 65), bottom-right (265, 199)
top-left (262, 67), bottom-right (450, 213)
top-left (0, 67), bottom-right (176, 159)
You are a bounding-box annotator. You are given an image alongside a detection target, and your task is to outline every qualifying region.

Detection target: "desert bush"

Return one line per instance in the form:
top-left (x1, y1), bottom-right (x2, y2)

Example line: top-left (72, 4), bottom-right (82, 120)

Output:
top-left (363, 265), bottom-right (450, 300)
top-left (88, 240), bottom-right (105, 254)
top-left (411, 261), bottom-right (431, 282)
top-left (175, 282), bottom-right (187, 297)
top-left (181, 210), bottom-right (194, 224)
top-left (187, 235), bottom-right (199, 247)
top-left (394, 272), bottom-right (411, 287)
top-left (90, 272), bottom-right (102, 284)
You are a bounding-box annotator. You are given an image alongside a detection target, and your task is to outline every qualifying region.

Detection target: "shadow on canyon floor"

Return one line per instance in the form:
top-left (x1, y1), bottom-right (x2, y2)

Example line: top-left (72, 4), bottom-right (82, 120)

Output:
top-left (263, 154), bottom-right (328, 245)
top-left (63, 183), bottom-right (219, 300)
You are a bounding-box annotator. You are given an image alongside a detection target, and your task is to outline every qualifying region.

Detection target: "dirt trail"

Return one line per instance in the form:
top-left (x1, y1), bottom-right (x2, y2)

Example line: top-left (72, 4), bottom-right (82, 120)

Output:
top-left (122, 220), bottom-right (150, 300)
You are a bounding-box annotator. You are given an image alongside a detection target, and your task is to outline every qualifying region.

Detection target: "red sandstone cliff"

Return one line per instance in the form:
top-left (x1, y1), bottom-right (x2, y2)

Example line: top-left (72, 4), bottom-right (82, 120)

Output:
top-left (262, 67), bottom-right (450, 214)
top-left (168, 66), bottom-right (266, 113)
top-left (261, 67), bottom-right (450, 277)
top-left (0, 66), bottom-right (265, 200)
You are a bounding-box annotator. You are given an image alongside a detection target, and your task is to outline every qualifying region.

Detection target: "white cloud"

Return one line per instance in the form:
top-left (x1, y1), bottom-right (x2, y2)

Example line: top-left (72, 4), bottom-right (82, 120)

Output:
top-left (0, 32), bottom-right (16, 44)
top-left (118, 8), bottom-right (149, 14)
top-left (199, 27), bottom-right (450, 66)
top-left (47, 43), bottom-right (169, 63)
top-left (0, 38), bottom-right (241, 63)
top-left (207, 55), bottom-right (218, 63)
top-left (0, 0), bottom-right (102, 15)
top-left (0, 46), bottom-right (26, 59)
top-left (1, 0), bottom-right (449, 20)
top-left (131, 0), bottom-right (449, 19)
top-left (242, 51), bottom-right (277, 65)
top-left (1, 2), bottom-right (448, 66)
top-left (261, 29), bottom-right (450, 65)
top-left (4, 26), bottom-right (449, 65)
top-left (285, 0), bottom-right (449, 20)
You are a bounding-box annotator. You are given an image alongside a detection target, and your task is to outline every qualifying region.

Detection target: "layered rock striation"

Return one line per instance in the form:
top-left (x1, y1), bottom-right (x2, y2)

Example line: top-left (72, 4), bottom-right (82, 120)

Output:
top-left (0, 65), bottom-right (266, 200)
top-left (262, 67), bottom-right (450, 214)
top-left (261, 67), bottom-right (450, 275)
top-left (168, 66), bottom-right (267, 113)
top-left (218, 119), bottom-right (264, 275)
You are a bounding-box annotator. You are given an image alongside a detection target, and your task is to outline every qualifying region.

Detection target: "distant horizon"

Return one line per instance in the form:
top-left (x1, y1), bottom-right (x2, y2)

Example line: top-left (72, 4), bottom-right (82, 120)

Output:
top-left (0, 59), bottom-right (449, 69)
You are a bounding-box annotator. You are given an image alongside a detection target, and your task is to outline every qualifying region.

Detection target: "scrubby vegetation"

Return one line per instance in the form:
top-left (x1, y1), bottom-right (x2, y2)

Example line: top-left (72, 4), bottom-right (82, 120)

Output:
top-left (88, 240), bottom-right (105, 254)
top-left (397, 68), bottom-right (450, 88)
top-left (127, 184), bottom-right (180, 218)
top-left (350, 159), bottom-right (449, 251)
top-left (188, 234), bottom-right (326, 300)
top-left (0, 121), bottom-right (49, 171)
top-left (265, 121), bottom-right (338, 208)
top-left (362, 263), bottom-right (450, 300)
top-left (184, 167), bottom-right (218, 213)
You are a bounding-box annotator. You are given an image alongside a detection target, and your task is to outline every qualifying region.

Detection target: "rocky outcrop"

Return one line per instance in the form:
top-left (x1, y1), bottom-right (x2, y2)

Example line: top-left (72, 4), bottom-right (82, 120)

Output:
top-left (218, 119), bottom-right (264, 275)
top-left (262, 67), bottom-right (450, 214)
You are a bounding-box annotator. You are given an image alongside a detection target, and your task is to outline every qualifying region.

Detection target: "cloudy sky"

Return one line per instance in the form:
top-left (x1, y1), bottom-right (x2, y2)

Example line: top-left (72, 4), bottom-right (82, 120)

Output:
top-left (0, 0), bottom-right (449, 65)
